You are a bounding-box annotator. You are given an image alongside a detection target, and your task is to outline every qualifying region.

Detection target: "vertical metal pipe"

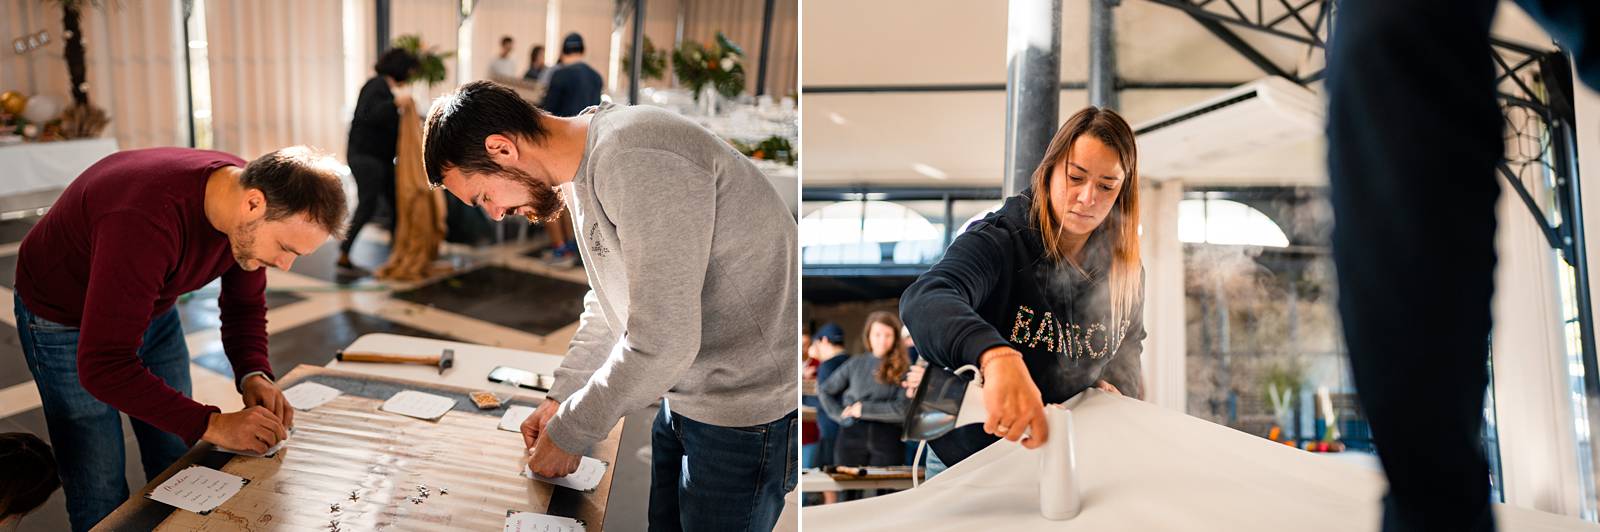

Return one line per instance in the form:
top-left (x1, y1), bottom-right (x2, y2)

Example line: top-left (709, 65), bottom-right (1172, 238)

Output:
top-left (1088, 0), bottom-right (1118, 110)
top-left (756, 0), bottom-right (776, 97)
top-left (629, 0), bottom-right (645, 104)
top-left (375, 0), bottom-right (391, 55)
top-left (1003, 0), bottom-right (1062, 197)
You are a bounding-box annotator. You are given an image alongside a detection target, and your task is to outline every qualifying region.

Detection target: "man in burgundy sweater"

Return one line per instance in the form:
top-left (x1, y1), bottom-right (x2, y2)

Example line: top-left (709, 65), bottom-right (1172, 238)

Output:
top-left (13, 146), bottom-right (347, 531)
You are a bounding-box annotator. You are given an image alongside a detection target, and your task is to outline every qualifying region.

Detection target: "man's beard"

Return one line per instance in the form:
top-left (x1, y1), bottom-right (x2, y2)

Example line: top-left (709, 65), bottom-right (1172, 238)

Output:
top-left (231, 220), bottom-right (261, 270)
top-left (501, 165), bottom-right (565, 223)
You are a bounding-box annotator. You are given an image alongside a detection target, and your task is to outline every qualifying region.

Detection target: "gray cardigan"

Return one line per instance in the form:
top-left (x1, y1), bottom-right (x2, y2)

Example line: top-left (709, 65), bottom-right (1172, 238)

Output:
top-left (543, 103), bottom-right (799, 454)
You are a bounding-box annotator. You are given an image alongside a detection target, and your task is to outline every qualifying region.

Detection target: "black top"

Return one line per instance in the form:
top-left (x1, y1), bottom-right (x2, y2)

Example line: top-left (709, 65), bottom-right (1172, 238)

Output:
top-left (348, 76), bottom-right (399, 162)
top-left (541, 62), bottom-right (603, 118)
top-left (901, 190), bottom-right (1145, 463)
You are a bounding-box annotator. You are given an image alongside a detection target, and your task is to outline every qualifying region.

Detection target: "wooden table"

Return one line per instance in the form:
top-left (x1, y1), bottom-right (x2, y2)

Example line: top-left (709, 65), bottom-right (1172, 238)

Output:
top-left (96, 344), bottom-right (623, 531)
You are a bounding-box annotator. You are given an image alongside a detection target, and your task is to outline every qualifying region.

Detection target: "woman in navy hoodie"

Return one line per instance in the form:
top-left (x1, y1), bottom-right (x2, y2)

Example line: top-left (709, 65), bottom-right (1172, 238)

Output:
top-left (901, 107), bottom-right (1145, 466)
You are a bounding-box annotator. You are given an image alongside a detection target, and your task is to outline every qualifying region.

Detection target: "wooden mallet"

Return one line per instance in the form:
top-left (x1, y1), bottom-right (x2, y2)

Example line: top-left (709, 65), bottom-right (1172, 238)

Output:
top-left (334, 348), bottom-right (455, 374)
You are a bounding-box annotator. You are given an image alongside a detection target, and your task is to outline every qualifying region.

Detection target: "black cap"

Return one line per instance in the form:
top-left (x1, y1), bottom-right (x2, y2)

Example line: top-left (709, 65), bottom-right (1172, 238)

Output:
top-left (562, 33), bottom-right (585, 54)
top-left (814, 323), bottom-right (845, 344)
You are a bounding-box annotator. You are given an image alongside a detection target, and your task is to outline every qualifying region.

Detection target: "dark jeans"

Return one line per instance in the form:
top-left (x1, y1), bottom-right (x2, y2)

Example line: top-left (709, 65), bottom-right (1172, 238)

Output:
top-left (1328, 1), bottom-right (1598, 530)
top-left (341, 152), bottom-right (397, 254)
top-left (15, 293), bottom-right (192, 532)
top-left (649, 401), bottom-right (797, 532)
top-left (833, 420), bottom-right (904, 467)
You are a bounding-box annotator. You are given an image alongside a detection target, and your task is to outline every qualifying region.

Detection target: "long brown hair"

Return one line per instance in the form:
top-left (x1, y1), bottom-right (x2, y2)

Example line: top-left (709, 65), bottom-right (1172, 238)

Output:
top-left (863, 311), bottom-right (909, 385)
top-left (1028, 107), bottom-right (1142, 329)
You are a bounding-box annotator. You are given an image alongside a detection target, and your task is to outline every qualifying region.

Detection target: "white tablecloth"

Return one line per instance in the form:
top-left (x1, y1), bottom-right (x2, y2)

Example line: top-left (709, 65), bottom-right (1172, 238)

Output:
top-left (0, 138), bottom-right (117, 197)
top-left (802, 389), bottom-right (1600, 531)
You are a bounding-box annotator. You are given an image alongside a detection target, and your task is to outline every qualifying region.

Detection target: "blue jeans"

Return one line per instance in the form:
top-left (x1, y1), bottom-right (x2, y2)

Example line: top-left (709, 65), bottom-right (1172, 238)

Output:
top-left (15, 293), bottom-right (193, 532)
top-left (649, 400), bottom-right (797, 532)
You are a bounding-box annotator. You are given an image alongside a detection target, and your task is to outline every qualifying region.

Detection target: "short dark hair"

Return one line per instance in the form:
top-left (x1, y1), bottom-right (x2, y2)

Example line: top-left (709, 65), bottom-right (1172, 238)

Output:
top-left (423, 80), bottom-right (548, 187)
top-left (0, 433), bottom-right (58, 520)
top-left (375, 48), bottom-right (419, 82)
top-left (501, 35), bottom-right (514, 46)
top-left (240, 147), bottom-right (350, 238)
top-left (562, 33), bottom-right (585, 54)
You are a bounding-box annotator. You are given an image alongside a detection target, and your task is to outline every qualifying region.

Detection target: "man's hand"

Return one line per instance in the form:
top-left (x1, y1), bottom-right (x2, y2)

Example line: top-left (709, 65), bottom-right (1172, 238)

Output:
top-left (526, 431), bottom-right (581, 478)
top-left (202, 406), bottom-right (286, 454)
top-left (1094, 379), bottom-right (1122, 396)
top-left (980, 346), bottom-right (1048, 449)
top-left (241, 374), bottom-right (292, 429)
top-left (843, 402), bottom-right (863, 419)
top-left (521, 398), bottom-right (561, 450)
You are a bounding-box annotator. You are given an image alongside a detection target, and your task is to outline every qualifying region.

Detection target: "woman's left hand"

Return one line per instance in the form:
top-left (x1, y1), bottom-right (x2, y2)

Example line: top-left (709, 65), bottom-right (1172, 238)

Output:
top-left (1095, 380), bottom-right (1121, 396)
top-left (843, 402), bottom-right (863, 418)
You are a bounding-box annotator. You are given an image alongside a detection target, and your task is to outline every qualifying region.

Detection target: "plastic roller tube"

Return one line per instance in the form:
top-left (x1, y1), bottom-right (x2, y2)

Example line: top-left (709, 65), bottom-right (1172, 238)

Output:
top-left (1039, 405), bottom-right (1080, 520)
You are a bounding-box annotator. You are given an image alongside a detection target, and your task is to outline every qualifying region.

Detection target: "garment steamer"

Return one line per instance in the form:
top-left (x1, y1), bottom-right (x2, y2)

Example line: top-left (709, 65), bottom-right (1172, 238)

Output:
top-left (901, 364), bottom-right (1082, 520)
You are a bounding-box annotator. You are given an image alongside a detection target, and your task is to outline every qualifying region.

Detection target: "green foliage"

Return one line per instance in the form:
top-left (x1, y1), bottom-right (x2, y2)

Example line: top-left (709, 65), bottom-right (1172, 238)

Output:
top-left (621, 36), bottom-right (668, 82)
top-left (732, 135), bottom-right (795, 166)
top-left (393, 34), bottom-right (456, 87)
top-left (671, 32), bottom-right (745, 100)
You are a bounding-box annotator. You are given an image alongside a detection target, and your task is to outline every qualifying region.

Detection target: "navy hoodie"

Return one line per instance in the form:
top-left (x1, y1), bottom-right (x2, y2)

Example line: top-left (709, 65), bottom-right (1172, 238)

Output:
top-left (900, 189), bottom-right (1145, 463)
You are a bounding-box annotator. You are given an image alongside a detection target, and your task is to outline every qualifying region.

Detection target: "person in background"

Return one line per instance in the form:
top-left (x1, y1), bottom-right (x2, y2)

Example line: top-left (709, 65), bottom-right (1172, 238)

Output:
top-left (340, 47), bottom-right (418, 274)
top-left (523, 45), bottom-right (547, 82)
top-left (820, 312), bottom-right (911, 469)
top-left (540, 33), bottom-right (603, 118)
top-left (808, 323), bottom-right (849, 504)
top-left (536, 32), bottom-right (604, 267)
top-left (490, 35), bottom-right (520, 80)
top-left (900, 107), bottom-right (1146, 466)
top-left (0, 433), bottom-right (59, 532)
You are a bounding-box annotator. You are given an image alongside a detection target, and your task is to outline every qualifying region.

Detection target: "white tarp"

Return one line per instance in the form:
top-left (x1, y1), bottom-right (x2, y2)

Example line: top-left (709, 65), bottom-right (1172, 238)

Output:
top-left (802, 389), bottom-right (1600, 531)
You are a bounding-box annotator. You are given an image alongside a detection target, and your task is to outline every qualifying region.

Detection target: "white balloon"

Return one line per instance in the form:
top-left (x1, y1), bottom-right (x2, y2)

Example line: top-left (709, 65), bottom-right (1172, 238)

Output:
top-left (22, 95), bottom-right (62, 124)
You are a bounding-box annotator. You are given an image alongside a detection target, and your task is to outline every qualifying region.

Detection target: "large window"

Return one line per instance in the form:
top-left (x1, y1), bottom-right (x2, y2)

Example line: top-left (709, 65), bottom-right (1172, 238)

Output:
top-left (1180, 188), bottom-right (1373, 457)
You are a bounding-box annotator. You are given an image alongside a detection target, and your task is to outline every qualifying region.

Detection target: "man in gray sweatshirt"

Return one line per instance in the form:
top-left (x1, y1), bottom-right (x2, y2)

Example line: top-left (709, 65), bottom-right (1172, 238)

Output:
top-left (421, 81), bottom-right (798, 531)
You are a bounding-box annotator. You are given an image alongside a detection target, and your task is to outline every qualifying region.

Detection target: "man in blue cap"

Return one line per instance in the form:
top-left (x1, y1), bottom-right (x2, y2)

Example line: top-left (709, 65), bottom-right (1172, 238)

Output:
top-left (807, 323), bottom-right (849, 504)
top-left (535, 32), bottom-right (604, 268)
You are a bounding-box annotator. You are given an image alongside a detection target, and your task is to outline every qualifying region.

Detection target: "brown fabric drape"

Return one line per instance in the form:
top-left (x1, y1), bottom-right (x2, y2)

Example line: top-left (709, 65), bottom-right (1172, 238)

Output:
top-left (376, 99), bottom-right (448, 282)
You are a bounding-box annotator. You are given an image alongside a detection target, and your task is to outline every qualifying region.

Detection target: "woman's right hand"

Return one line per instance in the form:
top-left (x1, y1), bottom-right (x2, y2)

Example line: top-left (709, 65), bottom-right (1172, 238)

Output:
top-left (902, 364), bottom-right (924, 398)
top-left (979, 346), bottom-right (1048, 448)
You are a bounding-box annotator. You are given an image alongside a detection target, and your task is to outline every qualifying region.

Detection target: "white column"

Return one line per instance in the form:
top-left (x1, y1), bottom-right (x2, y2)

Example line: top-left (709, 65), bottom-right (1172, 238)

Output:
top-left (1139, 178), bottom-right (1186, 412)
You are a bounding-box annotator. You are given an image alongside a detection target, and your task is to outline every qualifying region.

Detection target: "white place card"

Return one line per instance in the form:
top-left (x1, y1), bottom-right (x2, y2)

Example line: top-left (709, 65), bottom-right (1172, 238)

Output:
top-left (282, 382), bottom-right (342, 410)
top-left (499, 405), bottom-right (536, 432)
top-left (523, 456), bottom-right (608, 492)
top-left (146, 465), bottom-right (247, 514)
top-left (380, 390), bottom-right (457, 421)
top-left (504, 510), bottom-right (584, 532)
top-left (214, 427), bottom-right (293, 458)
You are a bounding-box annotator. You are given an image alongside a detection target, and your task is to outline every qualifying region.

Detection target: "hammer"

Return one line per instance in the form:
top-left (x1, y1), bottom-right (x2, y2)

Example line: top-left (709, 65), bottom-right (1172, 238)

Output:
top-left (335, 348), bottom-right (454, 374)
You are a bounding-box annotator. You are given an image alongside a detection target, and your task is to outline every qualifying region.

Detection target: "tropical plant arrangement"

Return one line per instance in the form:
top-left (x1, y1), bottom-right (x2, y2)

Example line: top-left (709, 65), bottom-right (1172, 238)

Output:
top-left (621, 35), bottom-right (668, 82)
top-left (671, 32), bottom-right (745, 101)
top-left (393, 34), bottom-right (455, 87)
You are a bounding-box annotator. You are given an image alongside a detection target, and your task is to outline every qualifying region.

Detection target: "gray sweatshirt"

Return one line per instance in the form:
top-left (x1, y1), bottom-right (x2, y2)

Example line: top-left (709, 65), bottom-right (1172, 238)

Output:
top-left (818, 354), bottom-right (908, 428)
top-left (543, 103), bottom-right (799, 454)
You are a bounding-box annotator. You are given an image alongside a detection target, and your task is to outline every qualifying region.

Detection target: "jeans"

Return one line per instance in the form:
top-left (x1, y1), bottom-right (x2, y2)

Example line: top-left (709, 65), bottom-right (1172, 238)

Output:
top-left (649, 400), bottom-right (797, 532)
top-left (15, 293), bottom-right (193, 532)
top-left (1328, 1), bottom-right (1599, 530)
